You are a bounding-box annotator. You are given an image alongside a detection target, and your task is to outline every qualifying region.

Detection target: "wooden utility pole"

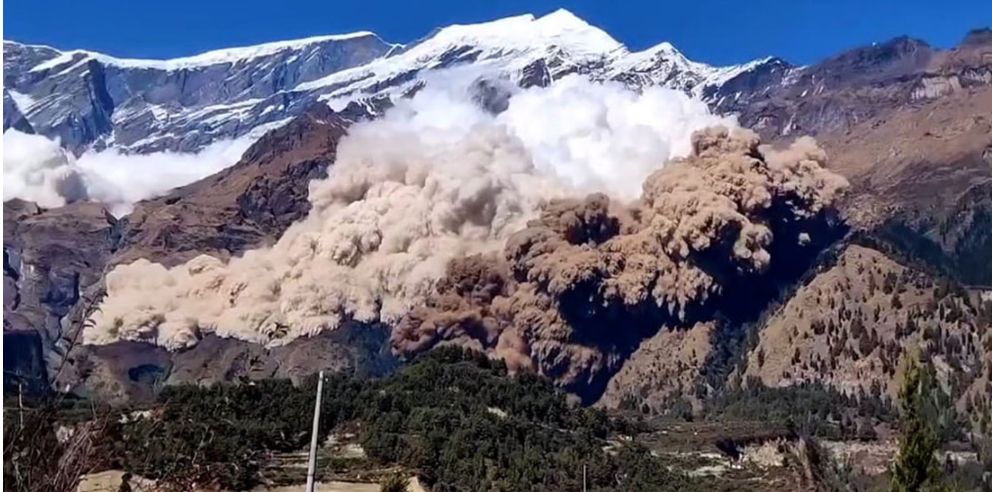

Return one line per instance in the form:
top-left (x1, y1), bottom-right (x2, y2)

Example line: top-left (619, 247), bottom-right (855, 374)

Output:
top-left (583, 464), bottom-right (587, 492)
top-left (305, 371), bottom-right (325, 492)
top-left (18, 383), bottom-right (24, 428)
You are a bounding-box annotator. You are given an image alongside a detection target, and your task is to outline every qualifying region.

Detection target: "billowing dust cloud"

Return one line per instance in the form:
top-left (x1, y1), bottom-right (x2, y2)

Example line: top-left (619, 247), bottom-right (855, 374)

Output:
top-left (85, 75), bottom-right (737, 349)
top-left (2, 129), bottom-right (255, 216)
top-left (392, 128), bottom-right (848, 389)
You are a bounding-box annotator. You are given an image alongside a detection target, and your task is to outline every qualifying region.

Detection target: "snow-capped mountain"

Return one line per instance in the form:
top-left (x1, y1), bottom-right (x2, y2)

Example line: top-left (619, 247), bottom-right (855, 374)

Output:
top-left (2, 33), bottom-right (397, 153)
top-left (2, 9), bottom-right (786, 155)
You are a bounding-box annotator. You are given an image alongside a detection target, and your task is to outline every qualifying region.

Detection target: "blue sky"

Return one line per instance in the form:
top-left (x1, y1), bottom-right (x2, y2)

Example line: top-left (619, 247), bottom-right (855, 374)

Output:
top-left (4, 0), bottom-right (989, 66)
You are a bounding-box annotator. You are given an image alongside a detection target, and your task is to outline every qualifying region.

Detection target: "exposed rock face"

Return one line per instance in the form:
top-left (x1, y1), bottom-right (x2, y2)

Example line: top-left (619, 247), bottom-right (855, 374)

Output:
top-left (709, 35), bottom-right (982, 139)
top-left (61, 324), bottom-right (397, 405)
top-left (3, 199), bottom-right (122, 392)
top-left (819, 88), bottom-right (992, 285)
top-left (3, 89), bottom-right (34, 133)
top-left (2, 36), bottom-right (394, 153)
top-left (111, 103), bottom-right (354, 267)
top-left (3, 331), bottom-right (48, 394)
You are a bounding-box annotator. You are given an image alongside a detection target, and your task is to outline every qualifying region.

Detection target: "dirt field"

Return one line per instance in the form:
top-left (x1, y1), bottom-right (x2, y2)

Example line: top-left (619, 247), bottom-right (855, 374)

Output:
top-left (77, 470), bottom-right (427, 492)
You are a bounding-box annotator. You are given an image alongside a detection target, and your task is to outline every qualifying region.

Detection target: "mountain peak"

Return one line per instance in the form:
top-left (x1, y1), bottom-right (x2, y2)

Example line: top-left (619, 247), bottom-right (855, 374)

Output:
top-left (961, 27), bottom-right (992, 46)
top-left (404, 8), bottom-right (623, 59)
top-left (537, 8), bottom-right (593, 29)
top-left (631, 41), bottom-right (690, 66)
top-left (644, 41), bottom-right (679, 53)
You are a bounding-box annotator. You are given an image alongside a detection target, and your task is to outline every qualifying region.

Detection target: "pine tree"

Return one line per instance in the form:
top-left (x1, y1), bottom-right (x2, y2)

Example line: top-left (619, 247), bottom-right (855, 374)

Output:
top-left (890, 356), bottom-right (943, 492)
top-left (380, 472), bottom-right (409, 492)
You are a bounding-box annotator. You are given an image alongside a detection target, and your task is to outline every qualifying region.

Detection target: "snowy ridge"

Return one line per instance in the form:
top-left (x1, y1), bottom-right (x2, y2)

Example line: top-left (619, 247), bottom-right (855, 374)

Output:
top-left (292, 8), bottom-right (772, 102)
top-left (296, 9), bottom-right (627, 95)
top-left (3, 9), bottom-right (785, 155)
top-left (695, 56), bottom-right (779, 96)
top-left (25, 32), bottom-right (394, 72)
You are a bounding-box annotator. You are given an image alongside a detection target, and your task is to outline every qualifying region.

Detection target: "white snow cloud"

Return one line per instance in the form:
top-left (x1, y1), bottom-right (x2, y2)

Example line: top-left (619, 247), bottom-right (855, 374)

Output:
top-left (499, 76), bottom-right (734, 198)
top-left (3, 129), bottom-right (254, 215)
top-left (2, 130), bottom-right (89, 208)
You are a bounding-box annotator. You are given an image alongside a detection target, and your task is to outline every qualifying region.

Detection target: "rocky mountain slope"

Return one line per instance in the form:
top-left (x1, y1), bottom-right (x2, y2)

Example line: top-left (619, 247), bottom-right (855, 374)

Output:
top-left (3, 9), bottom-right (776, 155)
top-left (600, 39), bottom-right (992, 423)
top-left (2, 33), bottom-right (394, 153)
top-left (3, 15), bottom-right (991, 428)
top-left (601, 242), bottom-right (991, 425)
top-left (563, 27), bottom-right (991, 421)
top-left (742, 245), bottom-right (991, 426)
top-left (4, 102), bottom-right (395, 401)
